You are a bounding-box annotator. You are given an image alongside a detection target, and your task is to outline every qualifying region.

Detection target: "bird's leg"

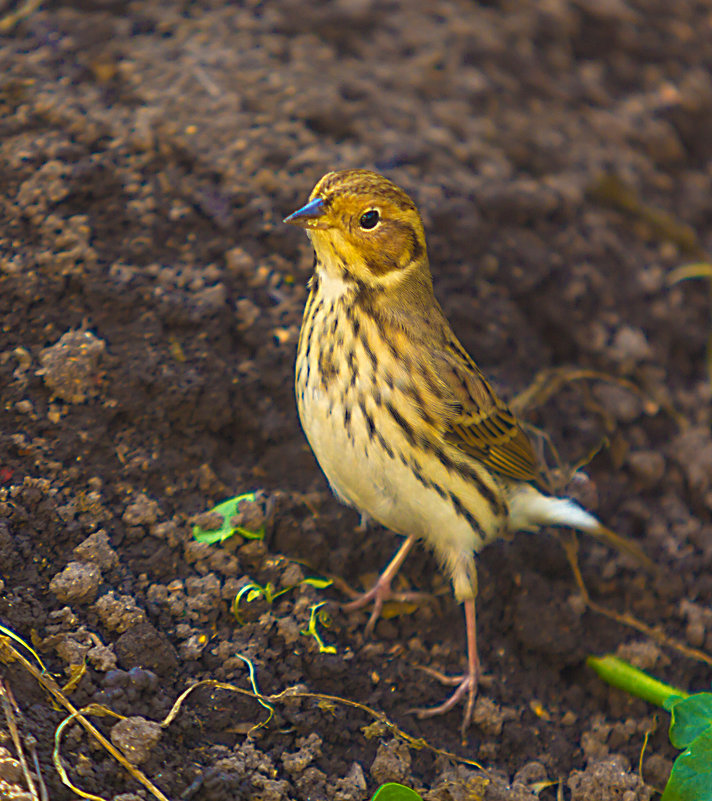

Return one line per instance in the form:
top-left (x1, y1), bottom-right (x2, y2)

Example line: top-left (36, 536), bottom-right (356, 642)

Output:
top-left (341, 535), bottom-right (430, 635)
top-left (412, 597), bottom-right (480, 738)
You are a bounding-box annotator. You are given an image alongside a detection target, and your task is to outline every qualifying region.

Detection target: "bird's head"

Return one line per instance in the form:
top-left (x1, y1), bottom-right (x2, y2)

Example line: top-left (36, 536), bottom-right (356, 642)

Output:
top-left (284, 169), bottom-right (429, 288)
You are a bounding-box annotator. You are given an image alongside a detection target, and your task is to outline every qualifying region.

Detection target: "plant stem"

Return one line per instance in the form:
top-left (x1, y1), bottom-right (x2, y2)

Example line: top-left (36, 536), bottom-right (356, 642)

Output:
top-left (587, 655), bottom-right (689, 708)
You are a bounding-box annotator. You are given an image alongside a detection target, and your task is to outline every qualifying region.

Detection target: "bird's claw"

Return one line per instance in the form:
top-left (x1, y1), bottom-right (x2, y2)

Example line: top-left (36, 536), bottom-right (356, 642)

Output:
top-left (417, 663), bottom-right (493, 688)
top-left (409, 671), bottom-right (478, 740)
top-left (342, 580), bottom-right (432, 636)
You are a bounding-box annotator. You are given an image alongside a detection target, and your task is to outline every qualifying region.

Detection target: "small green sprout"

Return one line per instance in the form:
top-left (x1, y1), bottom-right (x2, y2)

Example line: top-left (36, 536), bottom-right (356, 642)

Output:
top-left (192, 492), bottom-right (265, 543)
top-left (233, 652), bottom-right (274, 729)
top-left (232, 577), bottom-right (333, 625)
top-left (300, 602), bottom-right (336, 654)
top-left (370, 783), bottom-right (423, 801)
top-left (232, 581), bottom-right (284, 623)
top-left (589, 654), bottom-right (712, 801)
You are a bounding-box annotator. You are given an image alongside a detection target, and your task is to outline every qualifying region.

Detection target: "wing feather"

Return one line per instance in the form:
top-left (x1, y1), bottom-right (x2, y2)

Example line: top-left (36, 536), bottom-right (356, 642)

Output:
top-left (371, 293), bottom-right (540, 483)
top-left (426, 329), bottom-right (539, 482)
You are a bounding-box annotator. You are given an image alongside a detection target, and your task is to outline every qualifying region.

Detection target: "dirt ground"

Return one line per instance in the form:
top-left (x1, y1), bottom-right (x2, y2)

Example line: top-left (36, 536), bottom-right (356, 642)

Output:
top-left (2, 0), bottom-right (712, 798)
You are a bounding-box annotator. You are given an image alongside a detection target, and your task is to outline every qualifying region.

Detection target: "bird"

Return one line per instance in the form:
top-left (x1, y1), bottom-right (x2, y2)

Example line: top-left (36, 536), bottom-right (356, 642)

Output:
top-left (284, 168), bottom-right (650, 735)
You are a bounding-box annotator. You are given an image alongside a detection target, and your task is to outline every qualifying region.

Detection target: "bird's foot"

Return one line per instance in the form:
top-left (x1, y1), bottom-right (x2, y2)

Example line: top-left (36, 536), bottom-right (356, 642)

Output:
top-left (338, 535), bottom-right (432, 636)
top-left (411, 673), bottom-right (475, 718)
top-left (410, 659), bottom-right (482, 740)
top-left (342, 577), bottom-right (432, 637)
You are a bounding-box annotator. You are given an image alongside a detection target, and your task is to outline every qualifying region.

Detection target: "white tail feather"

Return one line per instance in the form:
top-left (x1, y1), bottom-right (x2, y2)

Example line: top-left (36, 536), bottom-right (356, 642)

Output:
top-left (508, 487), bottom-right (600, 534)
top-left (508, 485), bottom-right (654, 569)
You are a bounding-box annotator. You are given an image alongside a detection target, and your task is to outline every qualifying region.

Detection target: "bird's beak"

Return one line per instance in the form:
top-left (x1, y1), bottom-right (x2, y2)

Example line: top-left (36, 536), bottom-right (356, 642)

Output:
top-left (283, 197), bottom-right (329, 229)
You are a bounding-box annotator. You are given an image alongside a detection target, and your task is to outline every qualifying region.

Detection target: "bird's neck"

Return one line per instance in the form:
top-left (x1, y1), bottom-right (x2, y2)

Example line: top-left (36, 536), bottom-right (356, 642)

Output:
top-left (308, 263), bottom-right (439, 360)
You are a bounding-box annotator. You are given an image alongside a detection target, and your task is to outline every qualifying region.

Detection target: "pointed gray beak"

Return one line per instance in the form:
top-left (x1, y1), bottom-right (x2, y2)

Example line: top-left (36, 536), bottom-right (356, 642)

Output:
top-left (283, 197), bottom-right (327, 228)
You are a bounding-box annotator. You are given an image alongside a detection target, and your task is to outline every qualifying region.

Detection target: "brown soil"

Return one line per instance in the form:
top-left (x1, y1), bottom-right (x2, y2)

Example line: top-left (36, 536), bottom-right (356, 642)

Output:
top-left (1, 1), bottom-right (712, 799)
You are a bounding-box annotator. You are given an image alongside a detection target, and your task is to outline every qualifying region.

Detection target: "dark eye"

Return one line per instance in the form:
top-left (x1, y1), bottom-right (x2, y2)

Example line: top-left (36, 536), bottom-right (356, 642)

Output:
top-left (359, 209), bottom-right (380, 230)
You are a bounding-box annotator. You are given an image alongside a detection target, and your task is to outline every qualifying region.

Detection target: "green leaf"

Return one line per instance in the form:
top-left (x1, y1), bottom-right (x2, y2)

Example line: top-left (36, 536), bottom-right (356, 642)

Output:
top-left (668, 693), bottom-right (712, 750)
top-left (192, 493), bottom-right (265, 543)
top-left (588, 654), bottom-right (712, 801)
top-left (587, 655), bottom-right (689, 708)
top-left (301, 577), bottom-right (333, 589)
top-left (662, 727), bottom-right (712, 801)
top-left (193, 527), bottom-right (231, 544)
top-left (371, 784), bottom-right (423, 801)
top-left (235, 524), bottom-right (265, 541)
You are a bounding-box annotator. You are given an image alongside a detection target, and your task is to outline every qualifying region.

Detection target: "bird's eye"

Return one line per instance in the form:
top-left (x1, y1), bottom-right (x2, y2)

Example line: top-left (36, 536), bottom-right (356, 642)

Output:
top-left (359, 209), bottom-right (380, 230)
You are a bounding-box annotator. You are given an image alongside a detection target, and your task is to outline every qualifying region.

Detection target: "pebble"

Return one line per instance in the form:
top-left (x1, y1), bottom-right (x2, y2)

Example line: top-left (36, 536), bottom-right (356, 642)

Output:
top-left (110, 716), bottom-right (162, 765)
top-left (49, 561), bottom-right (102, 604)
top-left (73, 530), bottom-right (119, 571)
top-left (370, 739), bottom-right (411, 786)
top-left (37, 330), bottom-right (105, 403)
top-left (122, 494), bottom-right (161, 526)
top-left (627, 450), bottom-right (665, 489)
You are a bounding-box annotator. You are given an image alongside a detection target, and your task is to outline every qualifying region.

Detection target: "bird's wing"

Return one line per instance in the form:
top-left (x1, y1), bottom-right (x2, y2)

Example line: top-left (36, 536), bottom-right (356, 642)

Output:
top-left (431, 332), bottom-right (540, 483)
top-left (445, 399), bottom-right (539, 481)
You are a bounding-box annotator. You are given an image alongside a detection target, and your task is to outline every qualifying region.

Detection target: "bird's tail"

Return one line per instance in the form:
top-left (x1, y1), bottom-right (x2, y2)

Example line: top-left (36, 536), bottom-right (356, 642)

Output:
top-left (509, 488), bottom-right (655, 570)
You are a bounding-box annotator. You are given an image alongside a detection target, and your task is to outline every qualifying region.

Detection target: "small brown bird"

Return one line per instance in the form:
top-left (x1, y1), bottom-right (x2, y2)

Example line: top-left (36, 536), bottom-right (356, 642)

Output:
top-left (285, 169), bottom-right (648, 733)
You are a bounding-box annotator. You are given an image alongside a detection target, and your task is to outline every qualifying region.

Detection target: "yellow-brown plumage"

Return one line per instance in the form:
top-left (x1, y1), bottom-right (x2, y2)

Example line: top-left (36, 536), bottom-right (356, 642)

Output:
top-left (285, 169), bottom-right (647, 733)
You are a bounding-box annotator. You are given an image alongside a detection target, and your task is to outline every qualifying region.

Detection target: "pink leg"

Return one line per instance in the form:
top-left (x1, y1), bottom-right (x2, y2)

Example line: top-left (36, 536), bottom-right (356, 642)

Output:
top-left (342, 536), bottom-right (430, 635)
top-left (412, 598), bottom-right (480, 738)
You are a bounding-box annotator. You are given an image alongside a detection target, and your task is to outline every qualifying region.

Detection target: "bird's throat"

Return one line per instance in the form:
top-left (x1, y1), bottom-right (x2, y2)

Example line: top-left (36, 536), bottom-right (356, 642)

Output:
top-left (313, 260), bottom-right (357, 305)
